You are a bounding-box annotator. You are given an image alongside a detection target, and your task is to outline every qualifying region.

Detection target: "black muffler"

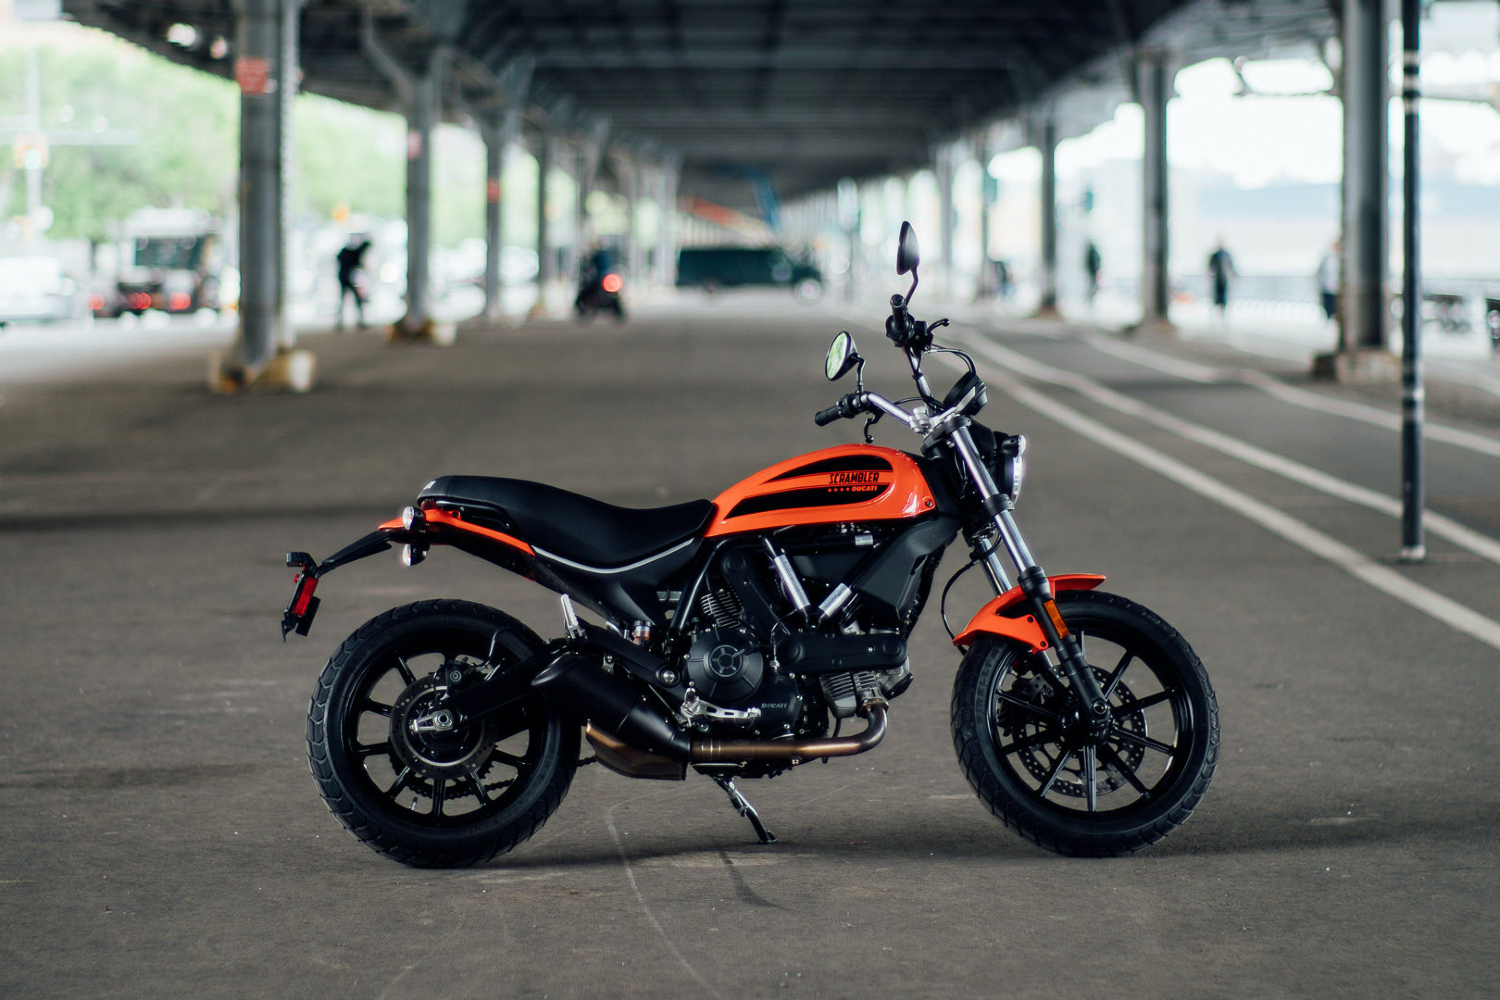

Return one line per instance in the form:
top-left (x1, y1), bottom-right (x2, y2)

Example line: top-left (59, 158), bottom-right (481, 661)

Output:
top-left (531, 653), bottom-right (692, 761)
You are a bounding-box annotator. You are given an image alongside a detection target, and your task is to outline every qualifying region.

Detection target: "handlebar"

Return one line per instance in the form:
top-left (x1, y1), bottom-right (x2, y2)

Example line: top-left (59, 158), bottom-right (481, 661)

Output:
top-left (814, 403), bottom-right (847, 426)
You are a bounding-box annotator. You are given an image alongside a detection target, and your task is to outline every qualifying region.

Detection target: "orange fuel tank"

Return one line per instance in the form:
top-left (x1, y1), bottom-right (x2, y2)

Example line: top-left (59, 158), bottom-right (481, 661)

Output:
top-left (705, 445), bottom-right (937, 538)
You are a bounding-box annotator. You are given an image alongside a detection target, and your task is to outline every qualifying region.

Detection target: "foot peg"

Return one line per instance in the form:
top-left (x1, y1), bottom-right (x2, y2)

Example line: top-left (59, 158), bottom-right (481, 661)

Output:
top-left (712, 775), bottom-right (776, 844)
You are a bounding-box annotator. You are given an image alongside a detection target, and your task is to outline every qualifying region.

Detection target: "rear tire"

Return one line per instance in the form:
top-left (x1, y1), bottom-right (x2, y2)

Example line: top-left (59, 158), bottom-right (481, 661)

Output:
top-left (307, 600), bottom-right (579, 867)
top-left (951, 590), bottom-right (1218, 856)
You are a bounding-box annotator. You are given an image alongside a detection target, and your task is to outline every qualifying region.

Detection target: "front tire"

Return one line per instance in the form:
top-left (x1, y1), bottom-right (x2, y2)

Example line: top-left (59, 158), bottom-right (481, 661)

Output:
top-left (951, 590), bottom-right (1218, 856)
top-left (307, 600), bottom-right (579, 867)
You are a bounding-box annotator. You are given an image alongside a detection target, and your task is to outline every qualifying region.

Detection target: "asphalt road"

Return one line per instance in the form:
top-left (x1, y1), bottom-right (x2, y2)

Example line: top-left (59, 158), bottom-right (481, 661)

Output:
top-left (2, 292), bottom-right (1497, 999)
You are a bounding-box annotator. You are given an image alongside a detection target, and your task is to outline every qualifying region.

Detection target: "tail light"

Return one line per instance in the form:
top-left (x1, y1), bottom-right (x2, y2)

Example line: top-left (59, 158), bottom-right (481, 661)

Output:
top-left (88, 294), bottom-right (104, 311)
top-left (601, 273), bottom-right (623, 294)
top-left (169, 292), bottom-right (191, 311)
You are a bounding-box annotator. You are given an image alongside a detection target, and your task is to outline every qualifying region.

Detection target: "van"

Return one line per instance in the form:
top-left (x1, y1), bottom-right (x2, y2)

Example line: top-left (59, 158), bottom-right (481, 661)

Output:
top-left (675, 247), bottom-right (824, 301)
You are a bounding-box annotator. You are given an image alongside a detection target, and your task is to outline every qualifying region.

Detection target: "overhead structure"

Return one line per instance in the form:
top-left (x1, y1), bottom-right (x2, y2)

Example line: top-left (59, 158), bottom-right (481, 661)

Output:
top-left (60, 0), bottom-right (1335, 217)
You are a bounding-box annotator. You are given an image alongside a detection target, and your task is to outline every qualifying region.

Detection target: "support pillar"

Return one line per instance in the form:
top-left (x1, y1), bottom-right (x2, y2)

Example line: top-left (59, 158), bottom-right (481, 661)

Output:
top-left (400, 56), bottom-right (443, 336)
top-left (1134, 52), bottom-right (1174, 334)
top-left (216, 0), bottom-right (312, 391)
top-left (625, 160), bottom-right (644, 284)
top-left (482, 92), bottom-right (526, 325)
top-left (529, 132), bottom-right (553, 317)
top-left (936, 145), bottom-right (956, 300)
top-left (1033, 117), bottom-right (1060, 318)
top-left (975, 132), bottom-right (994, 300)
top-left (1315, 0), bottom-right (1397, 381)
top-left (657, 160), bottom-right (679, 289)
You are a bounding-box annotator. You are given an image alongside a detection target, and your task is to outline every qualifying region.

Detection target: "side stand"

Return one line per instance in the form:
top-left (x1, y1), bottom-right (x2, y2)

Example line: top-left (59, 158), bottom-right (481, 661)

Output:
top-left (711, 775), bottom-right (777, 844)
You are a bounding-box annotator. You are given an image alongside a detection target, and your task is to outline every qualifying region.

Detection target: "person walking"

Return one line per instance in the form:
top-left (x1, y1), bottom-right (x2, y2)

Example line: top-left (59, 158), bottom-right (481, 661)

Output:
top-left (335, 237), bottom-right (371, 330)
top-left (1317, 241), bottom-right (1340, 323)
top-left (1207, 239), bottom-right (1236, 323)
top-left (1084, 239), bottom-right (1102, 306)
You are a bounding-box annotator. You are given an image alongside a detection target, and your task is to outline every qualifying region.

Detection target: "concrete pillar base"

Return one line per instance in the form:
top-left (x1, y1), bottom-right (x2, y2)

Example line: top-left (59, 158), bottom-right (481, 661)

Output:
top-left (209, 348), bottom-right (316, 394)
top-left (386, 317), bottom-right (456, 345)
top-left (1123, 317), bottom-right (1179, 338)
top-left (1311, 347), bottom-right (1399, 383)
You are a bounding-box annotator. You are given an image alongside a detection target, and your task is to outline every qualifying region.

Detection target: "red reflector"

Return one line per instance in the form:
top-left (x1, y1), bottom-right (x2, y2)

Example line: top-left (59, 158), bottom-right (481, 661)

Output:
top-left (169, 292), bottom-right (191, 311)
top-left (292, 575), bottom-right (318, 616)
top-left (88, 294), bottom-right (104, 310)
top-left (601, 273), bottom-right (623, 294)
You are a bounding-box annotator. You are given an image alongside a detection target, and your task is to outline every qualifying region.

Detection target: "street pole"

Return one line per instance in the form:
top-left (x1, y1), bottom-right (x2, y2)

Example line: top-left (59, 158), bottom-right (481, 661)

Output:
top-left (1400, 0), bottom-right (1425, 561)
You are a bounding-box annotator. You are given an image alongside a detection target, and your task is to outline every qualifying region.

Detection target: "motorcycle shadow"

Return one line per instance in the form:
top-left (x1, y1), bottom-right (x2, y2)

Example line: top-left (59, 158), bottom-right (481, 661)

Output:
top-left (484, 789), bottom-right (1500, 871)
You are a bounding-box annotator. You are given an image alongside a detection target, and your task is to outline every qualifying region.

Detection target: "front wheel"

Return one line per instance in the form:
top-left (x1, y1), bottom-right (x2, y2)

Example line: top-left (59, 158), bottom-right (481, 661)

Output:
top-left (951, 590), bottom-right (1218, 856)
top-left (307, 600), bottom-right (580, 867)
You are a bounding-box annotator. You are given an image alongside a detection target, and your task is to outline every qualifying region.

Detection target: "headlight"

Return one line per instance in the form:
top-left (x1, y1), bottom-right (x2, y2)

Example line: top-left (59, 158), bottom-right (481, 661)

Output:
top-left (998, 434), bottom-right (1027, 500)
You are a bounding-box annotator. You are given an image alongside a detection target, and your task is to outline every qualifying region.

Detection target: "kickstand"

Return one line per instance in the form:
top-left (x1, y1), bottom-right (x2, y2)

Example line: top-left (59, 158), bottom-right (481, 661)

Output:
top-left (711, 775), bottom-right (777, 844)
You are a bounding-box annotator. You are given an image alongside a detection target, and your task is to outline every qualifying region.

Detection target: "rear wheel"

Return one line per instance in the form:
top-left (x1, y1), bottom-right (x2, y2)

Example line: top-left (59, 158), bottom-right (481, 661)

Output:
top-left (307, 600), bottom-right (579, 867)
top-left (951, 590), bottom-right (1218, 856)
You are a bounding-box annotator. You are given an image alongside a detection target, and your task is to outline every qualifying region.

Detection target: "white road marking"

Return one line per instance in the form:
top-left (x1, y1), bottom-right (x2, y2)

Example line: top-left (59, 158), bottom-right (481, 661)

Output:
top-left (947, 336), bottom-right (1500, 653)
top-left (1076, 329), bottom-right (1500, 459)
top-left (956, 332), bottom-right (1500, 569)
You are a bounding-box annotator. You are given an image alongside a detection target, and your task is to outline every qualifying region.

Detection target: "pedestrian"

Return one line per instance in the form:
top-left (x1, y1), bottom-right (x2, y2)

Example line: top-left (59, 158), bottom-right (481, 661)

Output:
top-left (1317, 241), bottom-right (1339, 322)
top-left (1207, 239), bottom-right (1236, 322)
top-left (1084, 239), bottom-right (1102, 305)
top-left (335, 237), bottom-right (371, 330)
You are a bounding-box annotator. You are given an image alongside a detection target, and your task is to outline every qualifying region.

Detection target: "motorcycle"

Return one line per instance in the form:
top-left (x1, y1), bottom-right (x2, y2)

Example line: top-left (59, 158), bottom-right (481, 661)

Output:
top-left (574, 269), bottom-right (626, 322)
top-left (285, 222), bottom-right (1218, 867)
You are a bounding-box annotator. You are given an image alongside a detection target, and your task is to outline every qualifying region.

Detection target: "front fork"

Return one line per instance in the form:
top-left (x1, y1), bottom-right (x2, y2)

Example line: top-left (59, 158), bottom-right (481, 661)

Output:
top-left (949, 427), bottom-right (1112, 729)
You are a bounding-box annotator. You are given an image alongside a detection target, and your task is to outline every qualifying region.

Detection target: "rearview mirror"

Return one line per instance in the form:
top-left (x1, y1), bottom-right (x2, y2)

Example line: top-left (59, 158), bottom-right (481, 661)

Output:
top-left (896, 221), bottom-right (920, 276)
top-left (825, 331), bottom-right (861, 381)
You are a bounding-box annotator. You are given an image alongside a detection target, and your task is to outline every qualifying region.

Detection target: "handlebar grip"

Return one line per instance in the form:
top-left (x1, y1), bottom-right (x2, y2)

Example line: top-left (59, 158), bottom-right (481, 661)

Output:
top-left (814, 405), bottom-right (845, 426)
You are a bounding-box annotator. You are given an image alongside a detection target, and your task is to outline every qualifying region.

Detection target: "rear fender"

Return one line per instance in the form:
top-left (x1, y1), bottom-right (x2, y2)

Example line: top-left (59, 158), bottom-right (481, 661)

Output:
top-left (952, 574), bottom-right (1106, 652)
top-left (280, 507), bottom-right (536, 639)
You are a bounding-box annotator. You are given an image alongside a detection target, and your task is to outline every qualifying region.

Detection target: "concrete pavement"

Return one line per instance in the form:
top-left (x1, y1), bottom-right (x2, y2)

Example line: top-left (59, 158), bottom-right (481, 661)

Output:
top-left (2, 294), bottom-right (1497, 998)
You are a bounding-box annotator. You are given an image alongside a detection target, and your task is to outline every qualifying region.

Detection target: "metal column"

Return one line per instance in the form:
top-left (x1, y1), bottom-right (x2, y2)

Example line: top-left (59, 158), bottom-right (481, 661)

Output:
top-left (231, 0), bottom-right (281, 374)
top-left (531, 133), bottom-right (553, 314)
top-left (1343, 0), bottom-right (1391, 355)
top-left (402, 54), bottom-right (443, 334)
top-left (936, 145), bottom-right (955, 299)
top-left (1400, 0), bottom-right (1425, 559)
top-left (1138, 52), bottom-right (1172, 330)
top-left (657, 161), bottom-right (678, 289)
top-left (273, 0), bottom-right (299, 350)
top-left (976, 132), bottom-right (993, 299)
top-left (1035, 118), bottom-right (1059, 316)
top-left (483, 100), bottom-right (524, 324)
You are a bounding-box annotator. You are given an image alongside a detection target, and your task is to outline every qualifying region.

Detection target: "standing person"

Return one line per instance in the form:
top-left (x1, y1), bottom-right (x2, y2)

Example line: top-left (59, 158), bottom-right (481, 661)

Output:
top-left (1207, 239), bottom-right (1236, 323)
top-left (335, 237), bottom-right (371, 330)
top-left (1084, 239), bottom-right (1102, 306)
top-left (1317, 241), bottom-right (1340, 323)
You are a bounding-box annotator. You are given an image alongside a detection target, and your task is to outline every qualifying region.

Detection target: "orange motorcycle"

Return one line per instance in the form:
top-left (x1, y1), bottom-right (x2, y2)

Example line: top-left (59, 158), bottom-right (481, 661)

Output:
top-left (285, 222), bottom-right (1219, 867)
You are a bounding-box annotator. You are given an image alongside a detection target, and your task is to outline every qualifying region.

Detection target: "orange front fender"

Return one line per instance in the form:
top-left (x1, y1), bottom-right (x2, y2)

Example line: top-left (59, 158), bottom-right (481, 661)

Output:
top-left (952, 574), bottom-right (1107, 652)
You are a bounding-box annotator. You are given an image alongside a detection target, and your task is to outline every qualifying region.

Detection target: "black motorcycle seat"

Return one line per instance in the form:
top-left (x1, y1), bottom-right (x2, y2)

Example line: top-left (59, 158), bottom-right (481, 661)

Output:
top-left (419, 475), bottom-right (714, 569)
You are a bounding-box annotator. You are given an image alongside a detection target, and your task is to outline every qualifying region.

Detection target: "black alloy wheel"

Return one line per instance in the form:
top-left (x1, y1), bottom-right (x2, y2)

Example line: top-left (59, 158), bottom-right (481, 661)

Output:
top-left (952, 589), bottom-right (1219, 856)
top-left (308, 600), bottom-right (578, 867)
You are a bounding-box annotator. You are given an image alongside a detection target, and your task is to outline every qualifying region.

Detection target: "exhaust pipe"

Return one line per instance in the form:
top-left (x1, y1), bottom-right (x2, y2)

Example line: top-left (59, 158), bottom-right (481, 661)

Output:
top-left (532, 653), bottom-right (692, 760)
top-left (534, 652), bottom-right (890, 768)
top-left (691, 702), bottom-right (887, 763)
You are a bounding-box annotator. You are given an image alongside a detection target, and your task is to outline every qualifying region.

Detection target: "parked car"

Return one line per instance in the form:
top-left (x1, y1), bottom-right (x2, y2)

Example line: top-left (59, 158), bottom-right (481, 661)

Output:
top-left (0, 256), bottom-right (83, 328)
top-left (676, 246), bottom-right (823, 301)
